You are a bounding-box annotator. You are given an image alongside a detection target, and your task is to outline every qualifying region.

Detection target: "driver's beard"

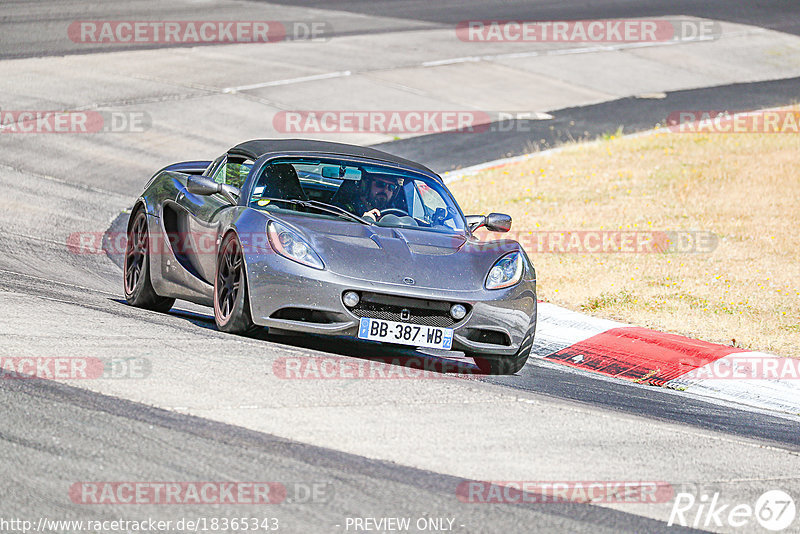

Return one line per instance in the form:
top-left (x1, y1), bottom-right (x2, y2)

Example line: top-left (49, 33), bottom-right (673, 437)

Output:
top-left (371, 194), bottom-right (389, 210)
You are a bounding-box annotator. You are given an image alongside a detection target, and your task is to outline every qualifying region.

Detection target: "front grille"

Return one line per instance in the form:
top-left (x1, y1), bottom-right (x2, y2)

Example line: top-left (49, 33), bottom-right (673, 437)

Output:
top-left (347, 292), bottom-right (468, 328)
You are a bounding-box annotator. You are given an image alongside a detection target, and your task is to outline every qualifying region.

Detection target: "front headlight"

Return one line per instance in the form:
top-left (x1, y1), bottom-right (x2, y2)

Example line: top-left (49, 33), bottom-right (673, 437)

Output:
top-left (485, 251), bottom-right (523, 290)
top-left (267, 221), bottom-right (324, 270)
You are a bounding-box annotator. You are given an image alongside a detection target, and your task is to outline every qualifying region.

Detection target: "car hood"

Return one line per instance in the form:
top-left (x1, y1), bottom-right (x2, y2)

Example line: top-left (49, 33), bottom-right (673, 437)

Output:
top-left (276, 215), bottom-right (520, 291)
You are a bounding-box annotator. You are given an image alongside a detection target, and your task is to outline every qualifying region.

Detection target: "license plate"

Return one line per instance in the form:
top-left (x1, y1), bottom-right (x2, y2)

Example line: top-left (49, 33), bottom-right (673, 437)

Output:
top-left (357, 317), bottom-right (453, 350)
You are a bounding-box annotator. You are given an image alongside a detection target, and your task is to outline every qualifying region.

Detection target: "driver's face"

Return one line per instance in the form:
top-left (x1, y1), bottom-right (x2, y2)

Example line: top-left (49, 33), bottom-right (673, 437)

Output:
top-left (367, 177), bottom-right (398, 209)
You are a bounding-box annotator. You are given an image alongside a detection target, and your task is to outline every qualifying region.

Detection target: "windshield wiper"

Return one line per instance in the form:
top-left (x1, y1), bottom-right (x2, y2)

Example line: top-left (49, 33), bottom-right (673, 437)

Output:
top-left (253, 198), bottom-right (373, 225)
top-left (302, 200), bottom-right (373, 225)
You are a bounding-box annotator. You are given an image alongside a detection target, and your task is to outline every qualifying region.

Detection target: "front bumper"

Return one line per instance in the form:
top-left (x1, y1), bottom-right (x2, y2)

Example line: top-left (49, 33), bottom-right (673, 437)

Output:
top-left (245, 252), bottom-right (536, 356)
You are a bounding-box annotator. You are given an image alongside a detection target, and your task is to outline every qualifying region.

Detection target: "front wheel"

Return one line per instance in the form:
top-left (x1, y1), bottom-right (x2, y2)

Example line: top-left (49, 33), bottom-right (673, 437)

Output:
top-left (470, 327), bottom-right (534, 375)
top-left (123, 208), bottom-right (175, 312)
top-left (214, 233), bottom-right (259, 335)
top-left (472, 351), bottom-right (530, 375)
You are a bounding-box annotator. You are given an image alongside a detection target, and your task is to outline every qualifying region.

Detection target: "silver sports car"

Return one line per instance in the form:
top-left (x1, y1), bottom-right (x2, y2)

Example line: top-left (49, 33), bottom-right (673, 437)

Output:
top-left (124, 139), bottom-right (536, 374)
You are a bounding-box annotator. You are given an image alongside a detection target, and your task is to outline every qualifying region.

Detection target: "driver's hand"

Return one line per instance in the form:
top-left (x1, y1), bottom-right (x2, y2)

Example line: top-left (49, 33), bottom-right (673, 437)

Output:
top-left (362, 209), bottom-right (381, 221)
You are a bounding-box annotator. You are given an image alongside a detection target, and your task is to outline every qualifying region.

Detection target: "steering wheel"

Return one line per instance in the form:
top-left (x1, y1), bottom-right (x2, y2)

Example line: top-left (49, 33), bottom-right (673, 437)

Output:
top-left (378, 208), bottom-right (409, 218)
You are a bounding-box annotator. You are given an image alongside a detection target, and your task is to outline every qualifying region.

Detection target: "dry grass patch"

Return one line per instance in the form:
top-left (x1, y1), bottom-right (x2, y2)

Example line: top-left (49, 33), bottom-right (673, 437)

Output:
top-left (449, 124), bottom-right (800, 358)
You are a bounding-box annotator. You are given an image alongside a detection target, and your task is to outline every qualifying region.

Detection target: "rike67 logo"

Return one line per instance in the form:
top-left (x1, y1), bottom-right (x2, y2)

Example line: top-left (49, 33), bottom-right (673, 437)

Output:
top-left (669, 489), bottom-right (796, 531)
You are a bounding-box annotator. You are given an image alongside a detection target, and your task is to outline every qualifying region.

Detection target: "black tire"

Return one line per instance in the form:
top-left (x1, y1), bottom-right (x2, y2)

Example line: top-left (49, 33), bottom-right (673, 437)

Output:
top-left (470, 327), bottom-right (534, 375)
top-left (124, 208), bottom-right (175, 313)
top-left (214, 233), bottom-right (259, 335)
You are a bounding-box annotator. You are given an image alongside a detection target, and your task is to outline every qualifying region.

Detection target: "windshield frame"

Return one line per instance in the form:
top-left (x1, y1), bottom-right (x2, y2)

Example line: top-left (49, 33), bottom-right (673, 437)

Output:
top-left (242, 153), bottom-right (469, 236)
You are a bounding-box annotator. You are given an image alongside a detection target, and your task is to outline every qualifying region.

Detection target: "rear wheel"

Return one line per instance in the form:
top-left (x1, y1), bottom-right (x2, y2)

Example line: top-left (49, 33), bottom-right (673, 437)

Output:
top-left (214, 233), bottom-right (259, 335)
top-left (123, 208), bottom-right (175, 312)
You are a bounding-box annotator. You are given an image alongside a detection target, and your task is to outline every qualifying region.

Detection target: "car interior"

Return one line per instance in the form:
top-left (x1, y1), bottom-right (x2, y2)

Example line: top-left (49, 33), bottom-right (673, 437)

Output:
top-left (246, 159), bottom-right (463, 232)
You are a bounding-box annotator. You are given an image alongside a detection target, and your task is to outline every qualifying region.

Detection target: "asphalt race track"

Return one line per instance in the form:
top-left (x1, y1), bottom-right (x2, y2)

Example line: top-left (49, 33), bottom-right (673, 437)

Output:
top-left (2, 1), bottom-right (800, 533)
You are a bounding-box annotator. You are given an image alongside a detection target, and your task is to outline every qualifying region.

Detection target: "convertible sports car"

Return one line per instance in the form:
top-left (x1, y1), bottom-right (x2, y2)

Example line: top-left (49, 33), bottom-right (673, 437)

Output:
top-left (124, 139), bottom-right (537, 374)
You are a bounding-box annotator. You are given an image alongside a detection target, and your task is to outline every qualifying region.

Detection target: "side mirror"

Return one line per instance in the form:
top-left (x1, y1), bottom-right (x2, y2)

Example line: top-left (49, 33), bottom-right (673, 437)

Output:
top-left (186, 175), bottom-right (240, 204)
top-left (485, 212), bottom-right (512, 233)
top-left (187, 175), bottom-right (220, 195)
top-left (466, 213), bottom-right (512, 233)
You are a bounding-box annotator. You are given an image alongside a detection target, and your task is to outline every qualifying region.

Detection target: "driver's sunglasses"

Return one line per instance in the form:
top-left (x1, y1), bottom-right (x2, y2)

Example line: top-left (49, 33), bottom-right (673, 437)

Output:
top-left (373, 180), bottom-right (399, 192)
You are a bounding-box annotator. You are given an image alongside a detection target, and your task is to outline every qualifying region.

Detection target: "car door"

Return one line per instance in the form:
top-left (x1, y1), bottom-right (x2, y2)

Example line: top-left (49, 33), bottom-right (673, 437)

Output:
top-left (175, 155), bottom-right (251, 283)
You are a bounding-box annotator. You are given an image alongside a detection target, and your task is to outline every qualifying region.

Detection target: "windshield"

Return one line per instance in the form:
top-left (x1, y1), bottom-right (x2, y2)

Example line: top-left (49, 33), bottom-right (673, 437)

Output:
top-left (248, 158), bottom-right (467, 234)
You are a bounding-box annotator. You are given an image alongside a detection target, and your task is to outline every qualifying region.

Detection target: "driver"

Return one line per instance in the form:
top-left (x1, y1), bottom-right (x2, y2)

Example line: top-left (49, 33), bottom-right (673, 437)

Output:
top-left (346, 172), bottom-right (403, 221)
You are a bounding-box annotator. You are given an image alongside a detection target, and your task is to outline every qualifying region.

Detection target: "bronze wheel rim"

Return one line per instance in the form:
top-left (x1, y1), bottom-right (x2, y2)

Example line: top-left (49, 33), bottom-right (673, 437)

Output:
top-left (124, 213), bottom-right (147, 294)
top-left (216, 238), bottom-right (243, 322)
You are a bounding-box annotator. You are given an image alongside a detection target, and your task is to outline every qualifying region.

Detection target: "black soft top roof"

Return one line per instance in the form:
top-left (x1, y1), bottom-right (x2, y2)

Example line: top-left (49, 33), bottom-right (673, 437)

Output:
top-left (228, 139), bottom-right (435, 176)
